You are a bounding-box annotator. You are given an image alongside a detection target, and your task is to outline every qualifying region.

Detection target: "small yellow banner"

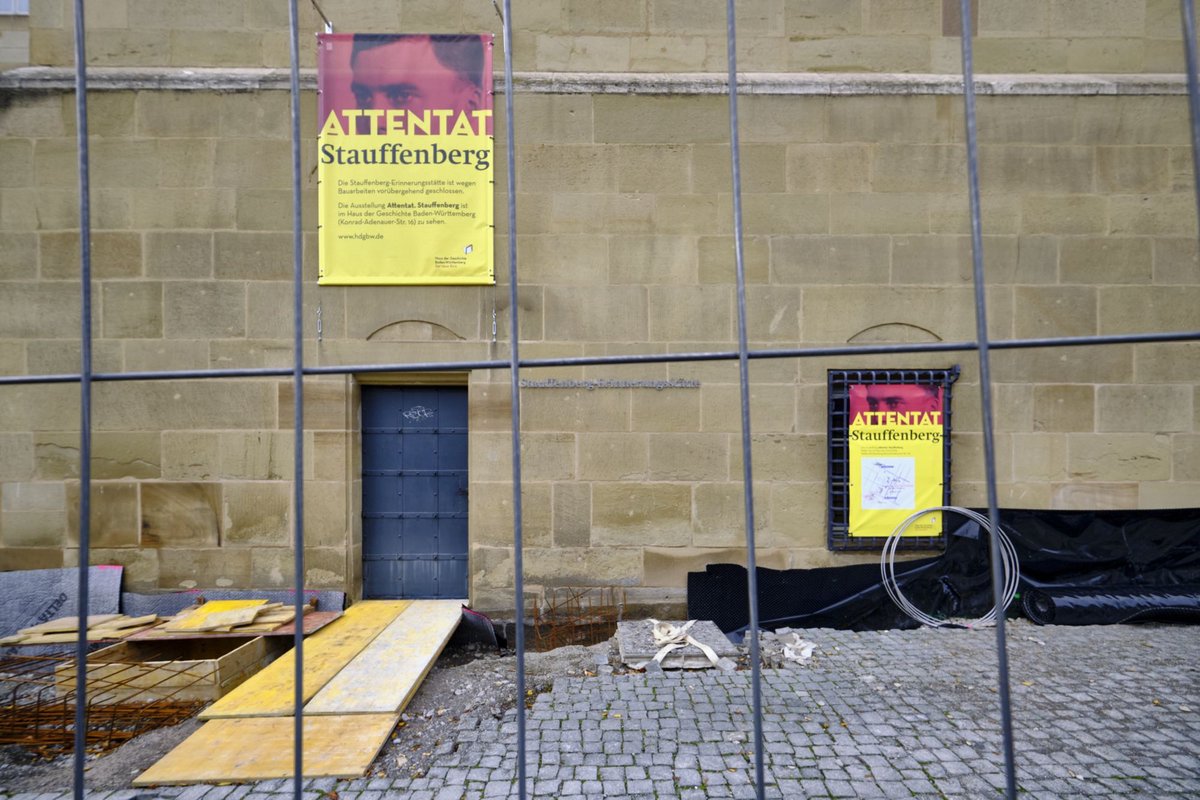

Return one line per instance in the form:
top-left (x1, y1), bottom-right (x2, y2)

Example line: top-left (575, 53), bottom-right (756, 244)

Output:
top-left (847, 384), bottom-right (945, 537)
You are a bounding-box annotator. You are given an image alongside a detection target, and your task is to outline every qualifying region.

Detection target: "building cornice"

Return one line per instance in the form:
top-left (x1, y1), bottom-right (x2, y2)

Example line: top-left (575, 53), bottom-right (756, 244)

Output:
top-left (0, 67), bottom-right (1188, 96)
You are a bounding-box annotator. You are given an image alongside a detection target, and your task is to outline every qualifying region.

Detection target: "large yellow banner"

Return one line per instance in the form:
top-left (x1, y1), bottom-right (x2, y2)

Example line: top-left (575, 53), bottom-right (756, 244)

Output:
top-left (848, 384), bottom-right (946, 537)
top-left (317, 33), bottom-right (494, 285)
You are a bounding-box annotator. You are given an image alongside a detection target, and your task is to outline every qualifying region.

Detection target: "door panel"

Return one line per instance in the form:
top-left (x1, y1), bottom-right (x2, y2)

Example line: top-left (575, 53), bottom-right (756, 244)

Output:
top-left (361, 385), bottom-right (468, 599)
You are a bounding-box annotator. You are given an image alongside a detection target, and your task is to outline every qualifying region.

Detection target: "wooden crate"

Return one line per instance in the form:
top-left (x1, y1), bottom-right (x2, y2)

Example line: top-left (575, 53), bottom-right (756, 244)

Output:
top-left (55, 637), bottom-right (290, 704)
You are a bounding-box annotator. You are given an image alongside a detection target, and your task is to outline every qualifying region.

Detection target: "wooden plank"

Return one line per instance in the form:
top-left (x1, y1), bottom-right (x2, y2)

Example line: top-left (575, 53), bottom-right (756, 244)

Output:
top-left (195, 605), bottom-right (272, 631)
top-left (18, 614), bottom-right (122, 635)
top-left (162, 600), bottom-right (269, 632)
top-left (15, 632), bottom-right (88, 644)
top-left (199, 601), bottom-right (410, 719)
top-left (97, 613), bottom-right (159, 630)
top-left (255, 606), bottom-right (304, 624)
top-left (132, 714), bottom-right (398, 785)
top-left (127, 610), bottom-right (340, 641)
top-left (88, 622), bottom-right (160, 640)
top-left (206, 605), bottom-right (306, 634)
top-left (305, 600), bottom-right (462, 716)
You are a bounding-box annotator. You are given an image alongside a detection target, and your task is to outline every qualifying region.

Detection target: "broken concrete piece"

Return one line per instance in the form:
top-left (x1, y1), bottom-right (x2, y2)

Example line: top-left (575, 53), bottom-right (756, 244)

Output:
top-left (617, 619), bottom-right (738, 670)
top-left (758, 630), bottom-right (822, 668)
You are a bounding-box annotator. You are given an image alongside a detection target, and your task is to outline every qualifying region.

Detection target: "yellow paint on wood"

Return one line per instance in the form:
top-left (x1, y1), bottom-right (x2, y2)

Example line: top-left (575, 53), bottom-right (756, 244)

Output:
top-left (163, 600), bottom-right (268, 632)
top-left (199, 600), bottom-right (410, 719)
top-left (305, 599), bottom-right (462, 715)
top-left (132, 713), bottom-right (398, 785)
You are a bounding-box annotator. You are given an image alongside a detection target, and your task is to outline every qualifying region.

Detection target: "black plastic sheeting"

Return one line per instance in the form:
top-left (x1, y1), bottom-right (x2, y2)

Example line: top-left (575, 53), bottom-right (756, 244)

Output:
top-left (689, 507), bottom-right (1200, 633)
top-left (1022, 586), bottom-right (1200, 625)
top-left (451, 605), bottom-right (500, 648)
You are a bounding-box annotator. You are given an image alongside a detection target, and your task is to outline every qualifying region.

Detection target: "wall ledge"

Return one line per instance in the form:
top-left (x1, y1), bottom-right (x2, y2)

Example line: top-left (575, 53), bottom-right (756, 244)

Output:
top-left (0, 67), bottom-right (1188, 96)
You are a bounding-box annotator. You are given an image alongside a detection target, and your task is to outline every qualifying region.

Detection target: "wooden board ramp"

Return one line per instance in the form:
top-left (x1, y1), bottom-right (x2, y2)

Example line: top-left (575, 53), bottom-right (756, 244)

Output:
top-left (199, 600), bottom-right (410, 719)
top-left (132, 714), bottom-right (398, 785)
top-left (305, 599), bottom-right (463, 715)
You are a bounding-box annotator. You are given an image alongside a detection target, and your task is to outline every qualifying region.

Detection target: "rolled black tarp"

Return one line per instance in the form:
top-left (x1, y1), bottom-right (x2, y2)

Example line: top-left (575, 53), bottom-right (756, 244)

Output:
top-left (1022, 585), bottom-right (1200, 625)
top-left (689, 507), bottom-right (1200, 633)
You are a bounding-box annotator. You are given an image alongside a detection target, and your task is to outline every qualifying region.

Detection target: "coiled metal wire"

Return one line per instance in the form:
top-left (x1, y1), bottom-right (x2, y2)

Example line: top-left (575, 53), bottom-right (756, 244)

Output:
top-left (881, 506), bottom-right (1020, 629)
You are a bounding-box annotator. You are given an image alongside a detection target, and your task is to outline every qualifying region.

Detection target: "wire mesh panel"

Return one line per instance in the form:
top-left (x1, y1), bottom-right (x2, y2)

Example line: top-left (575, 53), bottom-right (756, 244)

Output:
top-left (10, 2), bottom-right (1200, 800)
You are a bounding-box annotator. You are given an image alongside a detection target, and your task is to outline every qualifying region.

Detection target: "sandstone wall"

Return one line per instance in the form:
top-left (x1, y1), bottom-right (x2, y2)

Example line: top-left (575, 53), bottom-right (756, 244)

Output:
top-left (1, 0), bottom-right (1197, 612)
top-left (17, 1), bottom-right (1188, 73)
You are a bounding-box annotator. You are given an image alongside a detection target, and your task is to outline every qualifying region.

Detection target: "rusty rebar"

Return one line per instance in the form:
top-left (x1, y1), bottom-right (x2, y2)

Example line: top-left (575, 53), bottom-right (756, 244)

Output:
top-left (0, 654), bottom-right (206, 758)
top-left (531, 587), bottom-right (625, 651)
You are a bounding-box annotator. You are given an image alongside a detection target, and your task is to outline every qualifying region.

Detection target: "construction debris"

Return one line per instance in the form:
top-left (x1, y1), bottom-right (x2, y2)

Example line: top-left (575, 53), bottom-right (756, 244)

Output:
top-left (531, 587), bottom-right (624, 651)
top-left (0, 615), bottom-right (161, 647)
top-left (758, 628), bottom-right (821, 668)
top-left (127, 609), bottom-right (340, 642)
top-left (137, 600), bottom-right (462, 785)
top-left (56, 637), bottom-right (290, 704)
top-left (155, 599), bottom-right (315, 636)
top-left (0, 653), bottom-right (206, 758)
top-left (0, 567), bottom-right (123, 647)
top-left (616, 619), bottom-right (738, 670)
top-left (121, 588), bottom-right (345, 619)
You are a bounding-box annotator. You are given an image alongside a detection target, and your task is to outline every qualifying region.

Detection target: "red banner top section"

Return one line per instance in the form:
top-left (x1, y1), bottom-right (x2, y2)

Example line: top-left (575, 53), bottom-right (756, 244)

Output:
top-left (318, 33), bottom-right (494, 136)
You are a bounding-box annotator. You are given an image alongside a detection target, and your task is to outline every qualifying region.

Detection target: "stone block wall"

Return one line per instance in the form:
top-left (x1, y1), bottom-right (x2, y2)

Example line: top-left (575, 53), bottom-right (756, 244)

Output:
top-left (2, 82), bottom-right (1198, 609)
top-left (0, 11), bottom-right (28, 70)
top-left (22, 0), bottom-right (1190, 73)
top-left (1, 1), bottom-right (1198, 612)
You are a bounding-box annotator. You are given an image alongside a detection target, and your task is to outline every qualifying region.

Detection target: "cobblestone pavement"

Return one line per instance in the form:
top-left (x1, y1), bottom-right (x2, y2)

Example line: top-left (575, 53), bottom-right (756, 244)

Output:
top-left (6, 621), bottom-right (1198, 799)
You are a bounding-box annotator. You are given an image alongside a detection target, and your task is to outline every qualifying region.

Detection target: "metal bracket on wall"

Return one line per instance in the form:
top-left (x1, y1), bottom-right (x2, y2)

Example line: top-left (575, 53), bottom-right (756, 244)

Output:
top-left (316, 302), bottom-right (323, 342)
top-left (310, 0), bottom-right (333, 33)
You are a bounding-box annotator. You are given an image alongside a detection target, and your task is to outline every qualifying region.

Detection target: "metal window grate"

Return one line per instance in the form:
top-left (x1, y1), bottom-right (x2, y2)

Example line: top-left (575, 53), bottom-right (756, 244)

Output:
top-left (827, 367), bottom-right (960, 551)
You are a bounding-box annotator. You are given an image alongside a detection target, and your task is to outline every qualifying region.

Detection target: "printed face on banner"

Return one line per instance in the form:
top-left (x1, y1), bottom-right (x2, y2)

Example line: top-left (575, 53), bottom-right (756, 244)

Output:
top-left (349, 37), bottom-right (483, 120)
top-left (847, 384), bottom-right (946, 537)
top-left (317, 33), bottom-right (495, 286)
top-left (848, 384), bottom-right (942, 420)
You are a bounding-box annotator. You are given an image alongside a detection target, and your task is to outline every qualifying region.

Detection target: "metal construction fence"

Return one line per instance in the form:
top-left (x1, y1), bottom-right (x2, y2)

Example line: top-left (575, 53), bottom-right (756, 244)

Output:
top-left (2, 1), bottom-right (1199, 799)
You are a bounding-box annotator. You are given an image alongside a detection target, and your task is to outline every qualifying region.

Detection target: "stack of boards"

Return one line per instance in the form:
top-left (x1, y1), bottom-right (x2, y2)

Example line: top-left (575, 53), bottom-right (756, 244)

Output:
top-left (154, 599), bottom-right (313, 636)
top-left (0, 599), bottom-right (315, 646)
top-left (0, 614), bottom-right (160, 645)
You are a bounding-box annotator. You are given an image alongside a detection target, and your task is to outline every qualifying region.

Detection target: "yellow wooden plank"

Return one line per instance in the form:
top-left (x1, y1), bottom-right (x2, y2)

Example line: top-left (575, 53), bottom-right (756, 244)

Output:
top-left (132, 714), bottom-right (398, 785)
top-left (199, 600), bottom-right (410, 719)
top-left (163, 600), bottom-right (268, 632)
top-left (305, 599), bottom-right (462, 715)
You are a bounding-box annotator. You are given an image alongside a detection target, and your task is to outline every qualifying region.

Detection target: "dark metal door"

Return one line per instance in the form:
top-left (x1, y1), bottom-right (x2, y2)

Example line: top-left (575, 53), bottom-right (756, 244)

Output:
top-left (361, 386), bottom-right (468, 599)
